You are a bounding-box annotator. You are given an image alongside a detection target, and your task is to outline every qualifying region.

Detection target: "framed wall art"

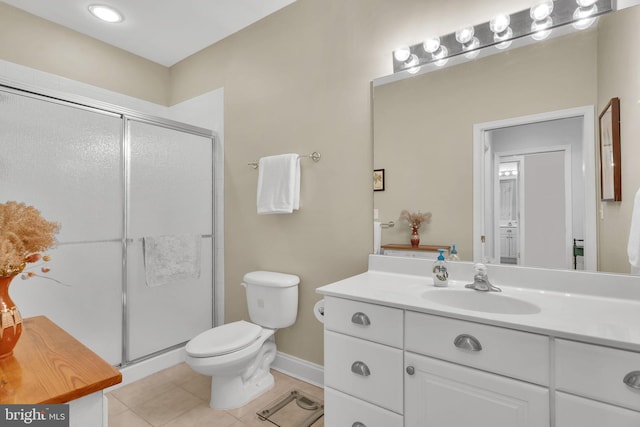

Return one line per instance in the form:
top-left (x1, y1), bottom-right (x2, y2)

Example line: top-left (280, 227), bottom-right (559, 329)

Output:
top-left (373, 169), bottom-right (385, 191)
top-left (599, 97), bottom-right (621, 201)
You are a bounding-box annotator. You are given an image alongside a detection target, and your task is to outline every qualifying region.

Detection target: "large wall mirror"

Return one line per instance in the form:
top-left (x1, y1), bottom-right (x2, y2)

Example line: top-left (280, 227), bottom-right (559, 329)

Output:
top-left (373, 2), bottom-right (640, 275)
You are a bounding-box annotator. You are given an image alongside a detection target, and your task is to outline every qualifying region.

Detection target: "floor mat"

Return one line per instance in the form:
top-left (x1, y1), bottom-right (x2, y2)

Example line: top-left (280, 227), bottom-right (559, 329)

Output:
top-left (257, 389), bottom-right (324, 427)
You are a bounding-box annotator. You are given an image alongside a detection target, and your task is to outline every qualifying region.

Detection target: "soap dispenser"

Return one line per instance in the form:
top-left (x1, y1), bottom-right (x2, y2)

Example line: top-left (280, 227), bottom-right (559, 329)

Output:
top-left (448, 244), bottom-right (460, 261)
top-left (432, 249), bottom-right (449, 287)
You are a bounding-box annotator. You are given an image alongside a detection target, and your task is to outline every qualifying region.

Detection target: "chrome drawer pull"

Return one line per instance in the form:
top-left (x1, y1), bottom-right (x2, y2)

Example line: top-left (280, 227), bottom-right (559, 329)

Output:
top-left (352, 423), bottom-right (366, 427)
top-left (351, 312), bottom-right (371, 326)
top-left (623, 371), bottom-right (640, 389)
top-left (454, 334), bottom-right (483, 352)
top-left (351, 361), bottom-right (371, 376)
top-left (406, 366), bottom-right (415, 375)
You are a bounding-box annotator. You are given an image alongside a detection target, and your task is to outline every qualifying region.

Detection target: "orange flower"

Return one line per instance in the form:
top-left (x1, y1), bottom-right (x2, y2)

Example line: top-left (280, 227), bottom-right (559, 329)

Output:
top-left (25, 253), bottom-right (41, 263)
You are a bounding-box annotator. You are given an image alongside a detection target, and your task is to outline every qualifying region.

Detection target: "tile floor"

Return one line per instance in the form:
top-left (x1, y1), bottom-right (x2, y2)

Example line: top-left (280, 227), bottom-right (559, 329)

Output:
top-left (106, 363), bottom-right (324, 427)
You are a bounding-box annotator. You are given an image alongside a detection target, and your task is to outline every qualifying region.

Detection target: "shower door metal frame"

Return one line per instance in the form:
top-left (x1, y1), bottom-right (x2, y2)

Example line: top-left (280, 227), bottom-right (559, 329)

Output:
top-left (0, 80), bottom-right (218, 368)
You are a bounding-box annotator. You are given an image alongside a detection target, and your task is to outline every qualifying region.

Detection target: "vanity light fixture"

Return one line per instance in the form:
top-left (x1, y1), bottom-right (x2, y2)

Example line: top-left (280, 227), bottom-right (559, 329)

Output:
top-left (423, 37), bottom-right (442, 54)
top-left (423, 37), bottom-right (449, 66)
top-left (88, 4), bottom-right (124, 23)
top-left (530, 1), bottom-right (554, 40)
top-left (456, 27), bottom-right (481, 58)
top-left (490, 14), bottom-right (513, 50)
top-left (573, 0), bottom-right (599, 29)
top-left (393, 46), bottom-right (411, 62)
top-left (391, 0), bottom-right (613, 74)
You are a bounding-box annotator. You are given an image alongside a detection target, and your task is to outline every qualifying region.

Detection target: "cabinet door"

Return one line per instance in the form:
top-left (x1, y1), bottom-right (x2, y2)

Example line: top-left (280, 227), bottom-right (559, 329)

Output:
top-left (556, 392), bottom-right (640, 427)
top-left (405, 352), bottom-right (549, 427)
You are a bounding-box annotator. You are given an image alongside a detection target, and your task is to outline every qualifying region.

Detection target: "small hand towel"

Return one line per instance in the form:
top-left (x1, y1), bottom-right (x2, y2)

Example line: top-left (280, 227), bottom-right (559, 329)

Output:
top-left (257, 153), bottom-right (300, 214)
top-left (143, 234), bottom-right (201, 287)
top-left (628, 188), bottom-right (640, 274)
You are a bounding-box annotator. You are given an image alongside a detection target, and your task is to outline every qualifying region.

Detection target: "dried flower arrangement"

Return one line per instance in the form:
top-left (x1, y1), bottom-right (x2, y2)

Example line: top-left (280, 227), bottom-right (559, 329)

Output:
top-left (399, 210), bottom-right (432, 229)
top-left (0, 201), bottom-right (60, 279)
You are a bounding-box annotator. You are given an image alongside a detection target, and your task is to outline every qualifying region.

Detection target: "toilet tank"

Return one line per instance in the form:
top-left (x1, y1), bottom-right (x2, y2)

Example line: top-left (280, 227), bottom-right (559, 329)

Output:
top-left (243, 271), bottom-right (299, 329)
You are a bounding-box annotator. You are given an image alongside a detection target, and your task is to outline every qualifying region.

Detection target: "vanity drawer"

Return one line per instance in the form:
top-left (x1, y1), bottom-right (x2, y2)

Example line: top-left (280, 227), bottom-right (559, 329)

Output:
top-left (405, 311), bottom-right (549, 385)
top-left (324, 330), bottom-right (403, 414)
top-left (324, 387), bottom-right (403, 427)
top-left (324, 296), bottom-right (403, 348)
top-left (556, 392), bottom-right (640, 427)
top-left (555, 339), bottom-right (640, 411)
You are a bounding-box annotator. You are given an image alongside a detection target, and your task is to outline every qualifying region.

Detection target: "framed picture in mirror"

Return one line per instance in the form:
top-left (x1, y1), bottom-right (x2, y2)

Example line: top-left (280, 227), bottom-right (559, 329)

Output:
top-left (599, 97), bottom-right (621, 201)
top-left (373, 169), bottom-right (385, 191)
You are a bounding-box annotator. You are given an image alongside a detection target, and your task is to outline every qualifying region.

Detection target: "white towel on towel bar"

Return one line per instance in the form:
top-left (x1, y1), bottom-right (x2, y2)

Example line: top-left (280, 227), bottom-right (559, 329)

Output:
top-left (143, 234), bottom-right (201, 287)
top-left (256, 153), bottom-right (300, 214)
top-left (628, 188), bottom-right (640, 275)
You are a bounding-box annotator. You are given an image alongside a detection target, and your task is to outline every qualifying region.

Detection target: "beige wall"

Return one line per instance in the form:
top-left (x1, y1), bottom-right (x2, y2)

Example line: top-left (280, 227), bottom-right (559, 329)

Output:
top-left (0, 3), bottom-right (170, 105)
top-left (3, 0), bottom-right (588, 365)
top-left (373, 31), bottom-right (598, 262)
top-left (169, 0), bottom-right (538, 365)
top-left (597, 8), bottom-right (640, 273)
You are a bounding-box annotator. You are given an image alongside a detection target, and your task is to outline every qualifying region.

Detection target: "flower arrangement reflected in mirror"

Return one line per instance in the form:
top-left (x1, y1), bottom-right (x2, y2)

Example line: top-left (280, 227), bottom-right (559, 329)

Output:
top-left (399, 210), bottom-right (432, 247)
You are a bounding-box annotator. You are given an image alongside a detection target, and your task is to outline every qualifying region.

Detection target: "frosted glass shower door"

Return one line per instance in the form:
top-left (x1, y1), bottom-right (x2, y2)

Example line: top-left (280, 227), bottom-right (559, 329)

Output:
top-left (126, 119), bottom-right (213, 361)
top-left (0, 89), bottom-right (124, 365)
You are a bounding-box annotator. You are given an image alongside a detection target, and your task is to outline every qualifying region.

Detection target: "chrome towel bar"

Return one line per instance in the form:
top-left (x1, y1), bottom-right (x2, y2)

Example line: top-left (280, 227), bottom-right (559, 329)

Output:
top-left (248, 151), bottom-right (321, 169)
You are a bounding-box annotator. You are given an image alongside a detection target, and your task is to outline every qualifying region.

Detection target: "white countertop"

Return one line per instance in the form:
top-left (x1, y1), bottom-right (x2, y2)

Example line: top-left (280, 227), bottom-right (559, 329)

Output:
top-left (317, 256), bottom-right (640, 352)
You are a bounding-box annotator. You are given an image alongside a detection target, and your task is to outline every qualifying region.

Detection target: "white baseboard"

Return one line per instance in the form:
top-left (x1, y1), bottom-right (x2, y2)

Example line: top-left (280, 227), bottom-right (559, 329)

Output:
top-left (271, 351), bottom-right (324, 388)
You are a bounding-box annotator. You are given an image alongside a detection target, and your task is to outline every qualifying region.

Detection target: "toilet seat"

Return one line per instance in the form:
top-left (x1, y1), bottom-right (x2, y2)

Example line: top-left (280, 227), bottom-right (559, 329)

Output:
top-left (186, 320), bottom-right (262, 358)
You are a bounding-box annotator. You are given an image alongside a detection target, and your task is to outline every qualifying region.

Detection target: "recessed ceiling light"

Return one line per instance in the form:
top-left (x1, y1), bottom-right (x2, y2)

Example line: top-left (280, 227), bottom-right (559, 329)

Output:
top-left (88, 4), bottom-right (124, 23)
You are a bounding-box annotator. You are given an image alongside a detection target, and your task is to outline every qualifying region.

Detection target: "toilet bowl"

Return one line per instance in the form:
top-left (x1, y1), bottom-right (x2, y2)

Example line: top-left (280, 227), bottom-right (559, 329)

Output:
top-left (186, 321), bottom-right (277, 409)
top-left (185, 271), bottom-right (299, 409)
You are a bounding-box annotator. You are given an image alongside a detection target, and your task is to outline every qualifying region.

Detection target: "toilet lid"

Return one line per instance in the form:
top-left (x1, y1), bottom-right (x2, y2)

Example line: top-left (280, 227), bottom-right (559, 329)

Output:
top-left (186, 320), bottom-right (263, 358)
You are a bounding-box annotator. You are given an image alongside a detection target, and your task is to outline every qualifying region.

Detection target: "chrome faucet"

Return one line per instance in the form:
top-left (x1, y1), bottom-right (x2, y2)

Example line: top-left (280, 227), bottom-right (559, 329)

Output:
top-left (466, 263), bottom-right (502, 292)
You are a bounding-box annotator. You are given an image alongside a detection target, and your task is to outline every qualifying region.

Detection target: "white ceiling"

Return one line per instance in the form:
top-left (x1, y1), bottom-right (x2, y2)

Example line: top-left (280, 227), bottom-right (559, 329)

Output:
top-left (2, 0), bottom-right (297, 67)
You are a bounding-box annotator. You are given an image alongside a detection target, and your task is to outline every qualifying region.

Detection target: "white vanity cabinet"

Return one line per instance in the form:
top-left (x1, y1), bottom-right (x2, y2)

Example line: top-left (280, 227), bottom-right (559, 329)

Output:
top-left (318, 256), bottom-right (640, 427)
top-left (404, 311), bottom-right (549, 427)
top-left (499, 226), bottom-right (518, 262)
top-left (323, 296), bottom-right (404, 427)
top-left (555, 339), bottom-right (640, 426)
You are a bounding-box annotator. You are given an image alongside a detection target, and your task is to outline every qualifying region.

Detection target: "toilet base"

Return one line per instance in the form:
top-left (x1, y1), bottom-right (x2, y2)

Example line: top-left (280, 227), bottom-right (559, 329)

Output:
top-left (210, 370), bottom-right (274, 409)
top-left (207, 339), bottom-right (278, 409)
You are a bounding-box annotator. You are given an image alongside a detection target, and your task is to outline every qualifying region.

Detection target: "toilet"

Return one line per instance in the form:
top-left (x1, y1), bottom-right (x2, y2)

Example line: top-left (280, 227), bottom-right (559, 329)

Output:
top-left (185, 271), bottom-right (299, 409)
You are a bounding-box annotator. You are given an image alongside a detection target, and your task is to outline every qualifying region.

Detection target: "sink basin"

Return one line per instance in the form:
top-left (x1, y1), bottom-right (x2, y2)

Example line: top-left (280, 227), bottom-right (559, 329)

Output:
top-left (423, 289), bottom-right (541, 315)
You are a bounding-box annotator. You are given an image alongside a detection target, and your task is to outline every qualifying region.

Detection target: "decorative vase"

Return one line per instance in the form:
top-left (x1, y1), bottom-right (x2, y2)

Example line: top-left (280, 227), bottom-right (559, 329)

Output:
top-left (0, 274), bottom-right (23, 359)
top-left (410, 226), bottom-right (420, 248)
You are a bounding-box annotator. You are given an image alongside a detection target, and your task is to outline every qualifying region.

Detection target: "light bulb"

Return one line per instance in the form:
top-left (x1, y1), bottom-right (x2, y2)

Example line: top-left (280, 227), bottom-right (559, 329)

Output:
top-left (393, 46), bottom-right (411, 62)
top-left (432, 45), bottom-right (448, 60)
top-left (455, 27), bottom-right (475, 45)
top-left (531, 17), bottom-right (553, 40)
top-left (433, 46), bottom-right (449, 66)
top-left (494, 27), bottom-right (513, 49)
top-left (407, 66), bottom-right (421, 74)
top-left (423, 37), bottom-right (441, 54)
top-left (462, 37), bottom-right (480, 59)
top-left (404, 54), bottom-right (419, 68)
top-left (573, 4), bottom-right (598, 29)
top-left (530, 1), bottom-right (554, 21)
top-left (490, 14), bottom-right (511, 34)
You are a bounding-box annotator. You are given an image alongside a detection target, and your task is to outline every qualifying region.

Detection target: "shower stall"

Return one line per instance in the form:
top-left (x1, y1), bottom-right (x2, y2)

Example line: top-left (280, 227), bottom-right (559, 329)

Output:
top-left (1, 84), bottom-right (216, 366)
